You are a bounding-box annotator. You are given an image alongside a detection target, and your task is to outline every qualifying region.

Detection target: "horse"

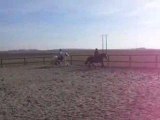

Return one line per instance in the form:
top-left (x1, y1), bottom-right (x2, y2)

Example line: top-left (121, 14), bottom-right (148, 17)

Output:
top-left (54, 52), bottom-right (70, 66)
top-left (85, 53), bottom-right (107, 67)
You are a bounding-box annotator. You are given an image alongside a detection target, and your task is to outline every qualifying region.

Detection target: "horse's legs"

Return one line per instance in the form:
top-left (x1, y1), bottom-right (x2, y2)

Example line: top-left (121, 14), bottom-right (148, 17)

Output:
top-left (93, 63), bottom-right (96, 69)
top-left (64, 57), bottom-right (68, 66)
top-left (64, 58), bottom-right (66, 66)
top-left (57, 60), bottom-right (61, 65)
top-left (85, 58), bottom-right (89, 65)
top-left (88, 62), bottom-right (92, 68)
top-left (101, 61), bottom-right (104, 67)
top-left (88, 63), bottom-right (90, 68)
top-left (54, 59), bottom-right (58, 65)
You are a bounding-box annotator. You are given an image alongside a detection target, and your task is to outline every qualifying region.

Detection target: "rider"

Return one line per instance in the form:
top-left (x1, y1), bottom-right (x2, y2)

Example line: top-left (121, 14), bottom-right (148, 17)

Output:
top-left (94, 48), bottom-right (99, 57)
top-left (94, 48), bottom-right (99, 62)
top-left (58, 49), bottom-right (64, 61)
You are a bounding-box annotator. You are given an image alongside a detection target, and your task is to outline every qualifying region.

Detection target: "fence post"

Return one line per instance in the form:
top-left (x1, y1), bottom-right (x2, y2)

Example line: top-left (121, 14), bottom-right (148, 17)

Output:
top-left (107, 55), bottom-right (110, 67)
top-left (24, 58), bottom-right (26, 65)
top-left (70, 55), bottom-right (73, 65)
top-left (155, 55), bottom-right (158, 69)
top-left (129, 55), bottom-right (131, 68)
top-left (43, 57), bottom-right (45, 64)
top-left (1, 59), bottom-right (2, 67)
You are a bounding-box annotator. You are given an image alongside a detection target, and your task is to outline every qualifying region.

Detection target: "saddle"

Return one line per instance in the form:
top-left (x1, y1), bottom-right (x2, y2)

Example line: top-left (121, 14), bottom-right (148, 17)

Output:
top-left (93, 55), bottom-right (99, 62)
top-left (58, 55), bottom-right (64, 62)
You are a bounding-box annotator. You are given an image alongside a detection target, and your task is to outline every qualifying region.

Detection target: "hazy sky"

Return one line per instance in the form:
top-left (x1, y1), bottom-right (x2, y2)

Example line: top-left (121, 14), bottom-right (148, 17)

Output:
top-left (0, 0), bottom-right (160, 50)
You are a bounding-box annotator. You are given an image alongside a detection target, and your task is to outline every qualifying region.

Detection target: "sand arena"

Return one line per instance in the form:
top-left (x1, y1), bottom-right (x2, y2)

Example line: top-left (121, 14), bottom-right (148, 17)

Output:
top-left (1, 64), bottom-right (160, 120)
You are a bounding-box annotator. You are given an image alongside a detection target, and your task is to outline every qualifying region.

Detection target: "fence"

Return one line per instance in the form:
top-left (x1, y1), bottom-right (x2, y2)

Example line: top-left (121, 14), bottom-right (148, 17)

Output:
top-left (69, 54), bottom-right (160, 68)
top-left (1, 54), bottom-right (160, 68)
top-left (0, 56), bottom-right (51, 67)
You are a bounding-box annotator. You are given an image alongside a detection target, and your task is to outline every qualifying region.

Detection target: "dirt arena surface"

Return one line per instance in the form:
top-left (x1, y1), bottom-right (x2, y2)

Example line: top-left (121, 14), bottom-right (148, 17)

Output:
top-left (1, 65), bottom-right (160, 120)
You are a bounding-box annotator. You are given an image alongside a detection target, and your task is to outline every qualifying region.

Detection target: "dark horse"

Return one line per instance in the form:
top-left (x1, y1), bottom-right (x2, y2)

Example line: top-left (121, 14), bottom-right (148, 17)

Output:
top-left (85, 53), bottom-right (107, 67)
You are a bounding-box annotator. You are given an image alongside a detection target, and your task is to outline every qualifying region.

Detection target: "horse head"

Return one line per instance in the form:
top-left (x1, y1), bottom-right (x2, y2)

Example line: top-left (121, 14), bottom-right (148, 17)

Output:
top-left (65, 52), bottom-right (70, 57)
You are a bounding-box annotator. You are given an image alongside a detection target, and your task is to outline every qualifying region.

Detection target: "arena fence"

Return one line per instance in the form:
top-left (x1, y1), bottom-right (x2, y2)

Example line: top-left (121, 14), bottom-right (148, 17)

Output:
top-left (0, 54), bottom-right (160, 68)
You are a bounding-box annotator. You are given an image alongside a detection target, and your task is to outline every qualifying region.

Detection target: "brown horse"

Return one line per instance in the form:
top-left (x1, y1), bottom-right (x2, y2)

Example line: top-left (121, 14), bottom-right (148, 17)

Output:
top-left (85, 53), bottom-right (107, 67)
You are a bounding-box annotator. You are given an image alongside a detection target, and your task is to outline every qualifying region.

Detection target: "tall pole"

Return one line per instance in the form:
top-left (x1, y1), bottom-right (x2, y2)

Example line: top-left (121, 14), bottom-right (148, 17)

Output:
top-left (106, 34), bottom-right (107, 54)
top-left (102, 35), bottom-right (104, 52)
top-left (102, 34), bottom-right (108, 53)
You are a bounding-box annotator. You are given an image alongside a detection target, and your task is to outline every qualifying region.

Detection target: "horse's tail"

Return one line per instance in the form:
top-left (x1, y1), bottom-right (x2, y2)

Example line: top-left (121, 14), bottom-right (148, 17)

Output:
top-left (85, 59), bottom-right (88, 65)
top-left (85, 56), bottom-right (93, 65)
top-left (85, 57), bottom-right (90, 65)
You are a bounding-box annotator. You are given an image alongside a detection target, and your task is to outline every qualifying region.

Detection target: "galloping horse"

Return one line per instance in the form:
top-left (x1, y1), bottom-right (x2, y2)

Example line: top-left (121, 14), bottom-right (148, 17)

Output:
top-left (54, 52), bottom-right (70, 66)
top-left (85, 53), bottom-right (107, 67)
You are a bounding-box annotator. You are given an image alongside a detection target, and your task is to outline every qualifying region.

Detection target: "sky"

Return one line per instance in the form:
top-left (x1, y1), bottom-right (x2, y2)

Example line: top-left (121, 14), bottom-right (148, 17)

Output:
top-left (0, 0), bottom-right (160, 50)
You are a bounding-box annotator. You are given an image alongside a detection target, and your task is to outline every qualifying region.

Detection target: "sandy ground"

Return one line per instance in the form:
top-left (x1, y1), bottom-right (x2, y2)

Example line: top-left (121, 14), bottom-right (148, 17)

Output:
top-left (1, 65), bottom-right (160, 120)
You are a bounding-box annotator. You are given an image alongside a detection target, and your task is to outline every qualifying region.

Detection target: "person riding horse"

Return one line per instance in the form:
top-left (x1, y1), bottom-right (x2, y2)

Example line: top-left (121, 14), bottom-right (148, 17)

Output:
top-left (94, 48), bottom-right (99, 61)
top-left (85, 48), bottom-right (107, 67)
top-left (54, 49), bottom-right (70, 65)
top-left (58, 49), bottom-right (64, 61)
